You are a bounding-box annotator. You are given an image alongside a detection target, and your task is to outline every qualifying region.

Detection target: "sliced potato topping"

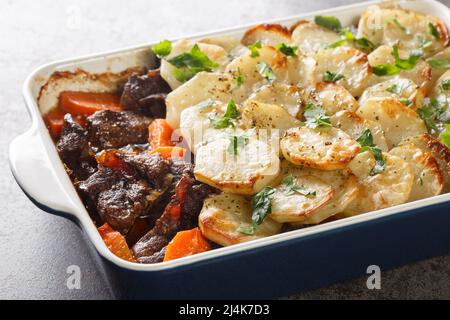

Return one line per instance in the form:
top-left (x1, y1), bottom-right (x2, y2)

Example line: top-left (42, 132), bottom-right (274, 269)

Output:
top-left (291, 20), bottom-right (341, 56)
top-left (241, 23), bottom-right (292, 47)
top-left (357, 97), bottom-right (427, 148)
top-left (390, 144), bottom-right (444, 202)
top-left (281, 126), bottom-right (361, 170)
top-left (199, 193), bottom-right (282, 247)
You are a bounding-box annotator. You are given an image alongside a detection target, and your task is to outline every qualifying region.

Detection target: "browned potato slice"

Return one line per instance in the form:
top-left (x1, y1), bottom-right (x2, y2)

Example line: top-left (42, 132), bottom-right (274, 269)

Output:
top-left (199, 193), bottom-right (282, 247)
top-left (280, 126), bottom-right (361, 170)
top-left (291, 20), bottom-right (341, 56)
top-left (390, 144), bottom-right (444, 201)
top-left (241, 24), bottom-right (292, 47)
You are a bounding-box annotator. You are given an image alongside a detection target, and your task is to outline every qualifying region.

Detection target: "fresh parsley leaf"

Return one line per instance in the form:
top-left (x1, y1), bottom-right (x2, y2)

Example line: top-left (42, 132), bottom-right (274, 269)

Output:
top-left (417, 97), bottom-right (448, 132)
top-left (386, 84), bottom-right (400, 95)
top-left (357, 129), bottom-right (386, 176)
top-left (251, 187), bottom-right (276, 225)
top-left (234, 67), bottom-right (245, 89)
top-left (440, 124), bottom-right (450, 148)
top-left (282, 175), bottom-right (316, 197)
top-left (304, 103), bottom-right (332, 129)
top-left (427, 58), bottom-right (450, 68)
top-left (167, 44), bottom-right (219, 82)
top-left (441, 79), bottom-right (450, 91)
top-left (400, 98), bottom-right (413, 107)
top-left (237, 225), bottom-right (256, 235)
top-left (428, 22), bottom-right (441, 40)
top-left (372, 45), bottom-right (422, 76)
top-left (210, 99), bottom-right (240, 129)
top-left (323, 71), bottom-right (344, 82)
top-left (227, 133), bottom-right (249, 155)
top-left (249, 41), bottom-right (262, 58)
top-left (152, 40), bottom-right (172, 58)
top-left (315, 15), bottom-right (342, 32)
top-left (257, 62), bottom-right (276, 84)
top-left (328, 30), bottom-right (375, 53)
top-left (392, 19), bottom-right (411, 35)
top-left (275, 43), bottom-right (298, 57)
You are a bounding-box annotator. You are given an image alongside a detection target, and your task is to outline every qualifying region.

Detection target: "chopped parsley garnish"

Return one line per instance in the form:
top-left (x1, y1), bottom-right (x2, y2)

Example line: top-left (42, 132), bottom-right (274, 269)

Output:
top-left (386, 84), bottom-right (401, 95)
top-left (315, 15), bottom-right (342, 32)
top-left (372, 45), bottom-right (423, 76)
top-left (400, 98), bottom-right (413, 107)
top-left (441, 79), bottom-right (450, 91)
top-left (417, 97), bottom-right (450, 132)
top-left (328, 30), bottom-right (375, 53)
top-left (428, 22), bottom-right (441, 40)
top-left (152, 40), bottom-right (172, 58)
top-left (234, 67), bottom-right (245, 89)
top-left (167, 44), bottom-right (219, 82)
top-left (323, 71), bottom-right (345, 83)
top-left (304, 103), bottom-right (332, 129)
top-left (238, 187), bottom-right (276, 235)
top-left (275, 43), bottom-right (298, 57)
top-left (210, 99), bottom-right (240, 129)
top-left (257, 62), bottom-right (276, 84)
top-left (427, 58), bottom-right (450, 69)
top-left (440, 124), bottom-right (450, 148)
top-left (227, 133), bottom-right (250, 155)
top-left (392, 19), bottom-right (411, 35)
top-left (357, 129), bottom-right (386, 176)
top-left (282, 175), bottom-right (317, 197)
top-left (249, 40), bottom-right (262, 58)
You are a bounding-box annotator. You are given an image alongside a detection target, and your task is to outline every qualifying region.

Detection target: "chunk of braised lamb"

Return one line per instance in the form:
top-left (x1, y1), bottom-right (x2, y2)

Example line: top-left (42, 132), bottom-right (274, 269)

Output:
top-left (132, 174), bottom-right (215, 263)
top-left (57, 114), bottom-right (89, 168)
top-left (87, 110), bottom-right (151, 150)
top-left (120, 69), bottom-right (171, 117)
top-left (78, 167), bottom-right (129, 200)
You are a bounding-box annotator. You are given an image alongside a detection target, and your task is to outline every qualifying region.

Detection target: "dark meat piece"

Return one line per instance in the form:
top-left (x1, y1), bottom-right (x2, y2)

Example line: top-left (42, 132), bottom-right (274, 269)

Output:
top-left (87, 110), bottom-right (151, 150)
top-left (79, 167), bottom-right (128, 200)
top-left (132, 173), bottom-right (215, 263)
top-left (120, 152), bottom-right (171, 189)
top-left (57, 114), bottom-right (88, 169)
top-left (120, 69), bottom-right (171, 118)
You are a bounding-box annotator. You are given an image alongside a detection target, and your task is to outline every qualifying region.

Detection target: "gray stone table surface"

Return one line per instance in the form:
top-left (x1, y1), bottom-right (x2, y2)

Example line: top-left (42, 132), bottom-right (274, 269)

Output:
top-left (1, 0), bottom-right (450, 300)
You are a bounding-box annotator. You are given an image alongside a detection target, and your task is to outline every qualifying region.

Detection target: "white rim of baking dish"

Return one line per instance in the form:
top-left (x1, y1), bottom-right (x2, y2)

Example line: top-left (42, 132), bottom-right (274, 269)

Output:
top-left (11, 0), bottom-right (450, 272)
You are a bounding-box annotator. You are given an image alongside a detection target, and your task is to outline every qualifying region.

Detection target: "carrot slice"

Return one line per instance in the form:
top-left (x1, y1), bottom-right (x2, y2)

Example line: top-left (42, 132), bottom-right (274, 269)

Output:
top-left (44, 108), bottom-right (86, 138)
top-left (148, 119), bottom-right (175, 149)
top-left (163, 228), bottom-right (211, 262)
top-left (95, 149), bottom-right (130, 171)
top-left (150, 146), bottom-right (186, 159)
top-left (59, 91), bottom-right (122, 116)
top-left (98, 223), bottom-right (136, 262)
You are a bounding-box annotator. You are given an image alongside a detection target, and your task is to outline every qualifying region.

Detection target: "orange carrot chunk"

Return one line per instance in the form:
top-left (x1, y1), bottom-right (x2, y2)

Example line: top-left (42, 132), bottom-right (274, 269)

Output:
top-left (150, 146), bottom-right (186, 159)
top-left (163, 228), bottom-right (211, 262)
top-left (44, 108), bottom-right (86, 138)
top-left (148, 119), bottom-right (175, 149)
top-left (95, 149), bottom-right (130, 172)
top-left (59, 91), bottom-right (122, 116)
top-left (98, 223), bottom-right (136, 262)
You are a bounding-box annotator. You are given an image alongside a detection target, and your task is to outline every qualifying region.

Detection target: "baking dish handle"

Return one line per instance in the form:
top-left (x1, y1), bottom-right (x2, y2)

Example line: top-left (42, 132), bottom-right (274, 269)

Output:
top-left (9, 127), bottom-right (77, 216)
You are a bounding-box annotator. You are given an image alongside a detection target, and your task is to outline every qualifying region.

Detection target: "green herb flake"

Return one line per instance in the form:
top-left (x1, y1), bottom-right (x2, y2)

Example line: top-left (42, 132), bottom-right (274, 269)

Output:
top-left (400, 98), bottom-right (413, 107)
top-left (417, 97), bottom-right (448, 132)
top-left (386, 84), bottom-right (400, 95)
top-left (315, 15), bottom-right (342, 32)
top-left (248, 40), bottom-right (262, 58)
top-left (239, 186), bottom-right (276, 235)
top-left (152, 40), bottom-right (172, 58)
top-left (237, 225), bottom-right (256, 235)
top-left (372, 45), bottom-right (422, 76)
top-left (282, 175), bottom-right (316, 197)
top-left (168, 44), bottom-right (219, 82)
top-left (357, 129), bottom-right (386, 176)
top-left (428, 22), bottom-right (441, 40)
top-left (304, 103), bottom-right (332, 129)
top-left (323, 71), bottom-right (345, 83)
top-left (427, 58), bottom-right (450, 69)
top-left (275, 43), bottom-right (298, 57)
top-left (210, 99), bottom-right (240, 129)
top-left (257, 62), bottom-right (276, 84)
top-left (234, 67), bottom-right (245, 89)
top-left (440, 124), bottom-right (450, 148)
top-left (440, 79), bottom-right (450, 91)
top-left (227, 133), bottom-right (249, 156)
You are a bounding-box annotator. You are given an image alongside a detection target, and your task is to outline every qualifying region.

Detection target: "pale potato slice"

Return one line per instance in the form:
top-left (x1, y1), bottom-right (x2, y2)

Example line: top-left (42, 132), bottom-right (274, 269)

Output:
top-left (291, 20), bottom-right (341, 56)
top-left (281, 126), bottom-right (361, 170)
top-left (399, 134), bottom-right (450, 192)
top-left (179, 100), bottom-right (235, 153)
top-left (426, 47), bottom-right (450, 92)
top-left (247, 83), bottom-right (303, 118)
top-left (160, 39), bottom-right (229, 90)
top-left (433, 70), bottom-right (450, 100)
top-left (199, 193), bottom-right (282, 247)
top-left (330, 110), bottom-right (389, 152)
top-left (270, 174), bottom-right (333, 223)
top-left (288, 54), bottom-right (317, 89)
top-left (200, 35), bottom-right (242, 54)
top-left (165, 72), bottom-right (247, 129)
top-left (358, 6), bottom-right (449, 57)
top-left (343, 152), bottom-right (414, 216)
top-left (194, 135), bottom-right (280, 195)
top-left (312, 47), bottom-right (372, 97)
top-left (367, 45), bottom-right (432, 89)
top-left (241, 24), bottom-right (292, 47)
top-left (302, 82), bottom-right (359, 116)
top-left (242, 100), bottom-right (299, 134)
top-left (390, 144), bottom-right (444, 202)
top-left (278, 162), bottom-right (359, 225)
top-left (359, 77), bottom-right (424, 110)
top-left (225, 45), bottom-right (290, 94)
top-left (357, 98), bottom-right (427, 148)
